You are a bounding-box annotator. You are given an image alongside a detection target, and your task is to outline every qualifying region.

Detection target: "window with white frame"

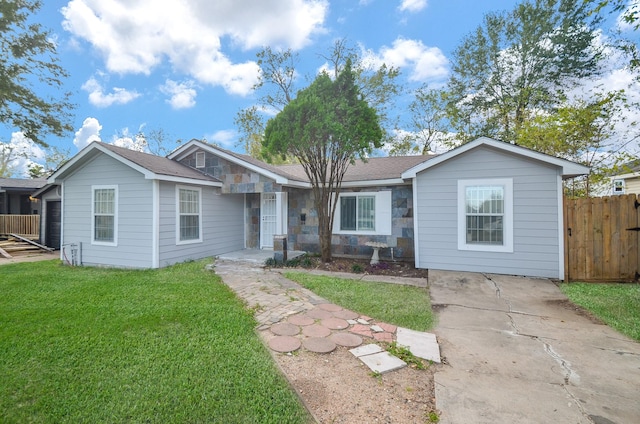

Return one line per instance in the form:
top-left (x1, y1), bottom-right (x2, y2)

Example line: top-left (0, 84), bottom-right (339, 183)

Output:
top-left (458, 179), bottom-right (513, 252)
top-left (92, 185), bottom-right (117, 245)
top-left (333, 191), bottom-right (392, 235)
top-left (195, 151), bottom-right (205, 168)
top-left (177, 186), bottom-right (202, 243)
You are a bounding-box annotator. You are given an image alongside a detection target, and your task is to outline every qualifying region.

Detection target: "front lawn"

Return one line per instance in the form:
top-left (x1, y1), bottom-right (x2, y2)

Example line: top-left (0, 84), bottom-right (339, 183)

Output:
top-left (0, 260), bottom-right (310, 423)
top-left (560, 282), bottom-right (640, 341)
top-left (284, 271), bottom-right (434, 331)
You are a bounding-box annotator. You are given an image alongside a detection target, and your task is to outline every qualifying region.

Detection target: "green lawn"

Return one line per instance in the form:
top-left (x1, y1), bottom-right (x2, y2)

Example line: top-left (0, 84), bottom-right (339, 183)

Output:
top-left (560, 282), bottom-right (640, 341)
top-left (0, 260), bottom-right (311, 424)
top-left (284, 271), bottom-right (435, 331)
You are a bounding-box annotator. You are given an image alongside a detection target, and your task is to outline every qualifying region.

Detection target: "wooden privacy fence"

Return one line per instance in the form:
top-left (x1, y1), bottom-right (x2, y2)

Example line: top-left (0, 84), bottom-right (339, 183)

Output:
top-left (0, 214), bottom-right (40, 238)
top-left (564, 194), bottom-right (639, 282)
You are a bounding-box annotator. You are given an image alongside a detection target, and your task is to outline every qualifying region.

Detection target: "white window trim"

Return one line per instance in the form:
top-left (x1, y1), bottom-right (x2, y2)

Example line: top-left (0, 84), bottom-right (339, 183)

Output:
top-left (195, 151), bottom-right (205, 168)
top-left (332, 190), bottom-right (392, 236)
top-left (91, 185), bottom-right (118, 246)
top-left (176, 185), bottom-right (203, 245)
top-left (457, 179), bottom-right (513, 253)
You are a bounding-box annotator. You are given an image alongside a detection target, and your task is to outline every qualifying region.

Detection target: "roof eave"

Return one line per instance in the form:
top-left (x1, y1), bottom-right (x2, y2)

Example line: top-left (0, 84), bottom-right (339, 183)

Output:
top-left (48, 142), bottom-right (157, 183)
top-left (401, 137), bottom-right (590, 179)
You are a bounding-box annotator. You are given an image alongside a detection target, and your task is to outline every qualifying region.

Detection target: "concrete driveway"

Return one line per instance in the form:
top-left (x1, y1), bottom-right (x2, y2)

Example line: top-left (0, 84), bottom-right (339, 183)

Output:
top-left (429, 270), bottom-right (640, 424)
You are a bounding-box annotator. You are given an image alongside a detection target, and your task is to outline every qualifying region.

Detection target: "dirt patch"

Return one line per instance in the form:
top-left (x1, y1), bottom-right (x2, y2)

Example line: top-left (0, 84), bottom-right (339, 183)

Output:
top-left (259, 258), bottom-right (437, 422)
top-left (545, 299), bottom-right (605, 325)
top-left (269, 343), bottom-right (438, 423)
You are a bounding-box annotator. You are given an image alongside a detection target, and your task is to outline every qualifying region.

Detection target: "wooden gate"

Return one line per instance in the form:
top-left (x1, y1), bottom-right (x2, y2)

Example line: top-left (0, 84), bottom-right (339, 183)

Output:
top-left (564, 194), bottom-right (640, 282)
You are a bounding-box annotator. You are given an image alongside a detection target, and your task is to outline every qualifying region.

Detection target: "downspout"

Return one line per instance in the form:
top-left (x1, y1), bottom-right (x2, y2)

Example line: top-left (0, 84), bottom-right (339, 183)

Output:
top-left (557, 173), bottom-right (565, 281)
top-left (59, 184), bottom-right (64, 262)
top-left (152, 180), bottom-right (159, 268)
top-left (412, 176), bottom-right (421, 269)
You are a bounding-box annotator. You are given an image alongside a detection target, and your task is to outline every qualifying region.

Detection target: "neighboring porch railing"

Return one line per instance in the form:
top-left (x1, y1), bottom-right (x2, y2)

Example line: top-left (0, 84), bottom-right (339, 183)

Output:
top-left (0, 214), bottom-right (40, 238)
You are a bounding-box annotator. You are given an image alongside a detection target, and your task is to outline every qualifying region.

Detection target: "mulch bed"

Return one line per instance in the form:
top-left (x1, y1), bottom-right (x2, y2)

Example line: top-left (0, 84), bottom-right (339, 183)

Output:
top-left (284, 255), bottom-right (430, 279)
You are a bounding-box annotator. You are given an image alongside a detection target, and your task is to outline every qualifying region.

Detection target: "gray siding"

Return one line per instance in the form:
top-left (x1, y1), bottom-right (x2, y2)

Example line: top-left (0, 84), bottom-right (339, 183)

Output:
top-left (415, 146), bottom-right (562, 278)
top-left (158, 182), bottom-right (244, 266)
top-left (62, 154), bottom-right (154, 268)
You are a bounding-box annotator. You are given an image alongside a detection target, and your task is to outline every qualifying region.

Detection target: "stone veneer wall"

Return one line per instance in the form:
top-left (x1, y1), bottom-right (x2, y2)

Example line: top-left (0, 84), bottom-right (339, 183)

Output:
top-left (179, 150), bottom-right (282, 194)
top-left (179, 150), bottom-right (280, 248)
top-left (245, 193), bottom-right (260, 248)
top-left (286, 185), bottom-right (415, 260)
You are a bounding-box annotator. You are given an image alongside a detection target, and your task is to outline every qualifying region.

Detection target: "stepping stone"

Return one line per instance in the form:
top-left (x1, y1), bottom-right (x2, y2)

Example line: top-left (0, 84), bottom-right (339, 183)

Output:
top-left (373, 332), bottom-right (393, 343)
top-left (321, 317), bottom-right (349, 330)
top-left (350, 324), bottom-right (373, 338)
top-left (377, 322), bottom-right (397, 333)
top-left (303, 337), bottom-right (336, 353)
top-left (302, 324), bottom-right (331, 338)
top-left (269, 336), bottom-right (301, 353)
top-left (287, 314), bottom-right (314, 326)
top-left (332, 309), bottom-right (359, 320)
top-left (357, 318), bottom-right (369, 325)
top-left (370, 324), bottom-right (384, 333)
top-left (396, 327), bottom-right (441, 363)
top-left (330, 333), bottom-right (363, 348)
top-left (318, 303), bottom-right (343, 312)
top-left (306, 308), bottom-right (333, 320)
top-left (358, 352), bottom-right (407, 374)
top-left (271, 322), bottom-right (300, 336)
top-left (347, 319), bottom-right (358, 325)
top-left (349, 344), bottom-right (383, 357)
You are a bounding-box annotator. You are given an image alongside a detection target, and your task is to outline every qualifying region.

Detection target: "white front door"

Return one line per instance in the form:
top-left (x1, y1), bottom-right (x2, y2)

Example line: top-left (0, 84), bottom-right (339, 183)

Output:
top-left (261, 193), bottom-right (277, 248)
top-left (260, 192), bottom-right (287, 249)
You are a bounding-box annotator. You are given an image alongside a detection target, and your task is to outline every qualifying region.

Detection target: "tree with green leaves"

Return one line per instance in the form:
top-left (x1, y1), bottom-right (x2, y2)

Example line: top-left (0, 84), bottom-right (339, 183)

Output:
top-left (591, 0), bottom-right (640, 70)
top-left (0, 0), bottom-right (74, 147)
top-left (445, 0), bottom-right (603, 143)
top-left (516, 90), bottom-right (636, 196)
top-left (236, 39), bottom-right (401, 159)
top-left (263, 60), bottom-right (383, 262)
top-left (390, 86), bottom-right (451, 155)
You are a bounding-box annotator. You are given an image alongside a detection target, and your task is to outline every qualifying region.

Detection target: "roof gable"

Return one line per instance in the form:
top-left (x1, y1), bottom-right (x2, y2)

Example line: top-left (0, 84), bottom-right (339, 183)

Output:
top-left (168, 139), bottom-right (306, 185)
top-left (49, 142), bottom-right (221, 186)
top-left (401, 137), bottom-right (590, 179)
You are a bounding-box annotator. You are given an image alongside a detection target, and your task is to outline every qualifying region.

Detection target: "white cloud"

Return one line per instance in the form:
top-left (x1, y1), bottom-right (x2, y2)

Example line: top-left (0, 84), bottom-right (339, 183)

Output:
top-left (207, 129), bottom-right (236, 149)
top-left (61, 0), bottom-right (328, 96)
top-left (362, 38), bottom-right (448, 83)
top-left (111, 127), bottom-right (147, 152)
top-left (73, 117), bottom-right (102, 150)
top-left (399, 0), bottom-right (427, 13)
top-left (2, 132), bottom-right (47, 177)
top-left (160, 79), bottom-right (197, 109)
top-left (82, 77), bottom-right (141, 107)
top-left (616, 0), bottom-right (639, 32)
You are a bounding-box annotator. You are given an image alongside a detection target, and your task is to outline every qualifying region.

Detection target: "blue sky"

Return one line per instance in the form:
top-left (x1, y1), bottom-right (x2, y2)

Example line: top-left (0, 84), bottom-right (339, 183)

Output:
top-left (3, 0), bottom-right (638, 175)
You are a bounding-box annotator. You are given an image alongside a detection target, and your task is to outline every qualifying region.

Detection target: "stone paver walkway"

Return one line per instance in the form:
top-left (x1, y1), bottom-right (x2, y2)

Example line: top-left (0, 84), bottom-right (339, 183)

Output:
top-left (213, 258), bottom-right (440, 372)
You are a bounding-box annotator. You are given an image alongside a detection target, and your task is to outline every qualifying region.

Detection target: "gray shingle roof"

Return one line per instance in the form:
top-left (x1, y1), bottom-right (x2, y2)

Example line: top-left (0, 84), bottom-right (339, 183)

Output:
top-left (98, 142), bottom-right (220, 182)
top-left (276, 155), bottom-right (436, 182)
top-left (0, 178), bottom-right (47, 190)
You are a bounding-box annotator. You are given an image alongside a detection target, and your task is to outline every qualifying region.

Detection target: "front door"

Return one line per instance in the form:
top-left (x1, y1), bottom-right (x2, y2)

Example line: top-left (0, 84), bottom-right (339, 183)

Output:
top-left (260, 192), bottom-right (287, 249)
top-left (261, 193), bottom-right (277, 248)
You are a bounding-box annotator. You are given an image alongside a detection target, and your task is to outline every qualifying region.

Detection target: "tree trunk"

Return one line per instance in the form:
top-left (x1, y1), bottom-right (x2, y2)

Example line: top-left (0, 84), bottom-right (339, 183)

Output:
top-left (318, 214), bottom-right (333, 262)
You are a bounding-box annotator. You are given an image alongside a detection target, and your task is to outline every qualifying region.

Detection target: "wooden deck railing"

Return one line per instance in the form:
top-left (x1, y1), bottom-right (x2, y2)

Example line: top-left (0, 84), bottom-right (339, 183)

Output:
top-left (0, 214), bottom-right (40, 238)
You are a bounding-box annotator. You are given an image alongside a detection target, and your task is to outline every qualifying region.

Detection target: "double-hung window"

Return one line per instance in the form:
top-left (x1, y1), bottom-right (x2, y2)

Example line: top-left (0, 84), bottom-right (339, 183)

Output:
top-left (458, 179), bottom-right (513, 252)
top-left (177, 186), bottom-right (202, 243)
top-left (333, 191), bottom-right (392, 235)
top-left (92, 185), bottom-right (117, 245)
